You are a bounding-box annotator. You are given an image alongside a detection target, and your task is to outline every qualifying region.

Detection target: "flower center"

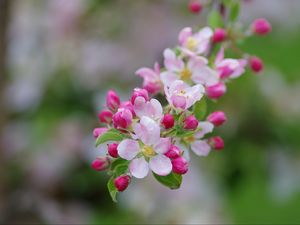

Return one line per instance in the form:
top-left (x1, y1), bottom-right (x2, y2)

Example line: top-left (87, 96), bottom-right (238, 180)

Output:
top-left (186, 37), bottom-right (198, 50)
top-left (180, 68), bottom-right (192, 81)
top-left (183, 135), bottom-right (195, 143)
top-left (142, 145), bottom-right (156, 157)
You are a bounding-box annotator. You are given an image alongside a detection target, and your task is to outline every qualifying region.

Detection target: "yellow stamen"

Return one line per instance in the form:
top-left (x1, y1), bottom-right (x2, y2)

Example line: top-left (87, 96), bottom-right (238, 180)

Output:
top-left (183, 136), bottom-right (195, 143)
top-left (186, 37), bottom-right (198, 50)
top-left (142, 145), bottom-right (156, 157)
top-left (180, 68), bottom-right (192, 81)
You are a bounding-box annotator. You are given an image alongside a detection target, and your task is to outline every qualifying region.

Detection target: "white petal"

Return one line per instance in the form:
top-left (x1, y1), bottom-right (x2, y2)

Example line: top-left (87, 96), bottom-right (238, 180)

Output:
top-left (129, 157), bottom-right (149, 179)
top-left (149, 155), bottom-right (172, 176)
top-left (160, 71), bottom-right (178, 87)
top-left (139, 116), bottom-right (160, 145)
top-left (149, 99), bottom-right (163, 120)
top-left (117, 139), bottom-right (140, 160)
top-left (191, 140), bottom-right (211, 156)
top-left (154, 138), bottom-right (171, 154)
top-left (194, 121), bottom-right (214, 138)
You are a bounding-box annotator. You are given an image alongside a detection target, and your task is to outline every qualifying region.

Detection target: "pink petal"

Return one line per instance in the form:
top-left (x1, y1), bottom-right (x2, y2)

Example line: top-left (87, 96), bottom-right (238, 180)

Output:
top-left (191, 140), bottom-right (211, 156)
top-left (154, 138), bottom-right (171, 154)
top-left (178, 27), bottom-right (192, 45)
top-left (136, 67), bottom-right (157, 81)
top-left (163, 49), bottom-right (184, 72)
top-left (149, 155), bottom-right (172, 176)
top-left (160, 71), bottom-right (178, 87)
top-left (129, 157), bottom-right (149, 179)
top-left (191, 65), bottom-right (219, 86)
top-left (171, 95), bottom-right (187, 109)
top-left (117, 139), bottom-right (140, 160)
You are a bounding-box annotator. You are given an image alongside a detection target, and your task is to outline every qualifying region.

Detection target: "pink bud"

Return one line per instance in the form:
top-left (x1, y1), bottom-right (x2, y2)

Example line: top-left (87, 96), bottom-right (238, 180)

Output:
top-left (143, 82), bottom-right (161, 95)
top-left (209, 136), bottom-right (224, 150)
top-left (120, 101), bottom-right (136, 117)
top-left (251, 18), bottom-right (272, 36)
top-left (249, 56), bottom-right (264, 73)
top-left (206, 82), bottom-right (227, 99)
top-left (184, 115), bottom-right (199, 130)
top-left (106, 90), bottom-right (120, 112)
top-left (165, 145), bottom-right (181, 159)
top-left (98, 110), bottom-right (113, 123)
top-left (207, 111), bottom-right (227, 126)
top-left (212, 28), bottom-right (227, 43)
top-left (93, 127), bottom-right (108, 138)
top-left (112, 108), bottom-right (133, 129)
top-left (188, 0), bottom-right (202, 14)
top-left (172, 157), bottom-right (188, 174)
top-left (91, 157), bottom-right (110, 171)
top-left (114, 175), bottom-right (131, 192)
top-left (161, 114), bottom-right (175, 129)
top-left (131, 88), bottom-right (149, 105)
top-left (108, 143), bottom-right (119, 158)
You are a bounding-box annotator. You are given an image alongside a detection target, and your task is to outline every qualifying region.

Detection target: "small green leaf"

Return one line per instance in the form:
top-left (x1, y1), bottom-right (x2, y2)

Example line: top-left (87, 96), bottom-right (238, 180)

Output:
top-left (176, 130), bottom-right (195, 138)
top-left (193, 98), bottom-right (207, 120)
top-left (229, 1), bottom-right (240, 22)
top-left (95, 129), bottom-right (125, 147)
top-left (208, 10), bottom-right (223, 29)
top-left (111, 158), bottom-right (128, 171)
top-left (153, 172), bottom-right (182, 189)
top-left (107, 177), bottom-right (118, 202)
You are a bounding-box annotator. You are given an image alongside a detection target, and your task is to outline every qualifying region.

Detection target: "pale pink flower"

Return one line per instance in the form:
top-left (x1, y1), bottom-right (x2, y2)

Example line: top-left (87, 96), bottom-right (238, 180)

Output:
top-left (133, 97), bottom-right (163, 121)
top-left (161, 49), bottom-right (218, 87)
top-left (215, 48), bottom-right (247, 79)
top-left (178, 27), bottom-right (213, 57)
top-left (135, 63), bottom-right (162, 95)
top-left (164, 80), bottom-right (204, 110)
top-left (117, 117), bottom-right (172, 178)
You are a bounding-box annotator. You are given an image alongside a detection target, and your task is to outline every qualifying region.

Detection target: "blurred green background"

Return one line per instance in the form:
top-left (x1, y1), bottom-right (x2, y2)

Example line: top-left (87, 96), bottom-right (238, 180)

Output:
top-left (0, 0), bottom-right (300, 224)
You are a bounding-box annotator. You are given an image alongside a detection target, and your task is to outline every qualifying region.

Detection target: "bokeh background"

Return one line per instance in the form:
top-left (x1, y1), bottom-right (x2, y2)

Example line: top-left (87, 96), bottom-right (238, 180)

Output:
top-left (1, 0), bottom-right (300, 224)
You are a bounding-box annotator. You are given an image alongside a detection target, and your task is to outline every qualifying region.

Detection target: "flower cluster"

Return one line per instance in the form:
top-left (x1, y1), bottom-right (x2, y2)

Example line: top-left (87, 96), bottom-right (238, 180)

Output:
top-left (92, 1), bottom-right (271, 201)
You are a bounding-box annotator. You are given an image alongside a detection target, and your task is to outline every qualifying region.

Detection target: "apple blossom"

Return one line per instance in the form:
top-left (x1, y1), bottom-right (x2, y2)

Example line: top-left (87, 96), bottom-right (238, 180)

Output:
top-left (98, 110), bottom-right (113, 123)
top-left (108, 143), bottom-right (119, 158)
top-left (207, 111), bottom-right (227, 126)
top-left (117, 117), bottom-right (172, 178)
top-left (114, 175), bottom-right (131, 192)
top-left (112, 108), bottom-right (133, 130)
top-left (249, 56), bottom-right (264, 73)
top-left (172, 157), bottom-right (189, 174)
top-left (92, 0), bottom-right (269, 200)
top-left (161, 114), bottom-right (175, 129)
top-left (91, 157), bottom-right (110, 171)
top-left (165, 80), bottom-right (204, 110)
top-left (136, 62), bottom-right (162, 95)
top-left (106, 90), bottom-right (120, 112)
top-left (209, 136), bottom-right (225, 150)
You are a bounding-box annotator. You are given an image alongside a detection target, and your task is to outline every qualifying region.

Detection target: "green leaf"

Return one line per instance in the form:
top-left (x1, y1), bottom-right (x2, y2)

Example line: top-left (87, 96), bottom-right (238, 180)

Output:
top-left (111, 158), bottom-right (128, 171)
top-left (107, 177), bottom-right (118, 202)
top-left (111, 158), bottom-right (129, 177)
top-left (95, 129), bottom-right (125, 147)
top-left (229, 1), bottom-right (240, 22)
top-left (208, 10), bottom-right (223, 29)
top-left (153, 172), bottom-right (182, 189)
top-left (193, 98), bottom-right (207, 120)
